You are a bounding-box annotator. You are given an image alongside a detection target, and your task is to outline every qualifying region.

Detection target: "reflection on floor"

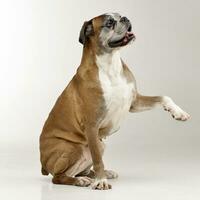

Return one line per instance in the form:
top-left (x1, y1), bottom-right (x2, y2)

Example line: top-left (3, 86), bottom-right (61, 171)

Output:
top-left (1, 144), bottom-right (200, 200)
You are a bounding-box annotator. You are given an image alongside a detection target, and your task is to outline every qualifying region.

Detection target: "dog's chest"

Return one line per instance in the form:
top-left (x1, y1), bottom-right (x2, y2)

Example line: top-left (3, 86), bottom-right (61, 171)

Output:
top-left (96, 53), bottom-right (134, 135)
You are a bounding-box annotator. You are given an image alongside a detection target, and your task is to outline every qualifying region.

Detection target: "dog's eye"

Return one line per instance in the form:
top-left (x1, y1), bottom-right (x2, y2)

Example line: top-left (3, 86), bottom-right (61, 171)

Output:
top-left (106, 18), bottom-right (115, 28)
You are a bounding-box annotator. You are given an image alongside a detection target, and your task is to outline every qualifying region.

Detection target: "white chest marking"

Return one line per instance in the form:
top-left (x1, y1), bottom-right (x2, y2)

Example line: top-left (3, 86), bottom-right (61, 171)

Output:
top-left (96, 51), bottom-right (134, 135)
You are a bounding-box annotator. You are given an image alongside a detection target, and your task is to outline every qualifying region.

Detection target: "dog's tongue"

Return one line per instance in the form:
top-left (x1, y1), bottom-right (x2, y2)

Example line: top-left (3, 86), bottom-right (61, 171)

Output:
top-left (123, 32), bottom-right (134, 43)
top-left (125, 32), bottom-right (134, 38)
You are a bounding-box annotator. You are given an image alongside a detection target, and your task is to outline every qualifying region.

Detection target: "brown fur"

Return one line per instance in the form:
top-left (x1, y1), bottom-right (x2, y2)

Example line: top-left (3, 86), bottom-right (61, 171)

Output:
top-left (40, 15), bottom-right (110, 187)
top-left (40, 14), bottom-right (189, 190)
top-left (40, 14), bottom-right (162, 186)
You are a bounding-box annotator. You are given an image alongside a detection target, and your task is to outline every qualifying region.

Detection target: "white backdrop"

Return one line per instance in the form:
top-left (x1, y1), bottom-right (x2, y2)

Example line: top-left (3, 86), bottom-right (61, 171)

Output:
top-left (0, 0), bottom-right (199, 146)
top-left (0, 1), bottom-right (200, 199)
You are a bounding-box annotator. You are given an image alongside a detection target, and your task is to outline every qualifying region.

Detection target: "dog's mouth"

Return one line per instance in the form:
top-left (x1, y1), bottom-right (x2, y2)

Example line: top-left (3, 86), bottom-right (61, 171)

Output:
top-left (108, 28), bottom-right (135, 48)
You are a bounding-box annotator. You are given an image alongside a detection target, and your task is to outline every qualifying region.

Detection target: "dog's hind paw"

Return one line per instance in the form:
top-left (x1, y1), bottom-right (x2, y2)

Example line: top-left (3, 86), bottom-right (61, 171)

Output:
top-left (105, 170), bottom-right (118, 179)
top-left (75, 177), bottom-right (93, 187)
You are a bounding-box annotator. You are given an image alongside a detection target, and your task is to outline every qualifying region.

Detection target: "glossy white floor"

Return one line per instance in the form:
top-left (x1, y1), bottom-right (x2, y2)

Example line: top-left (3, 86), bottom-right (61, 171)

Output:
top-left (1, 140), bottom-right (200, 200)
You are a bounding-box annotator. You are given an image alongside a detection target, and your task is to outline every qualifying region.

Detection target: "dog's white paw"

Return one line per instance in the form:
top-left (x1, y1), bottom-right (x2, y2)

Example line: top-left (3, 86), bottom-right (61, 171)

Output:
top-left (105, 170), bottom-right (118, 179)
top-left (163, 96), bottom-right (190, 121)
top-left (75, 176), bottom-right (93, 187)
top-left (91, 178), bottom-right (112, 190)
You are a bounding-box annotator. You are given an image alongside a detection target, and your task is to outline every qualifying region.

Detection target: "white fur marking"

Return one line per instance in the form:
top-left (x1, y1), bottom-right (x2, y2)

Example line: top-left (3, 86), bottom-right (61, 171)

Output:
top-left (76, 177), bottom-right (93, 187)
top-left (105, 170), bottom-right (118, 179)
top-left (91, 178), bottom-right (111, 190)
top-left (163, 96), bottom-right (190, 121)
top-left (96, 51), bottom-right (134, 135)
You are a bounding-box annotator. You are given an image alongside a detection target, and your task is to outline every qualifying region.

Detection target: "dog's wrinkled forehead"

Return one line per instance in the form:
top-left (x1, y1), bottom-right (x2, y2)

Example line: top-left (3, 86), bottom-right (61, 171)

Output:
top-left (103, 13), bottom-right (121, 24)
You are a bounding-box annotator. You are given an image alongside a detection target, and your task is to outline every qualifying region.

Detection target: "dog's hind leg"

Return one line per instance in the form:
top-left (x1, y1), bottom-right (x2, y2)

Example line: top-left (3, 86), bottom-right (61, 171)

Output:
top-left (49, 143), bottom-right (93, 187)
top-left (75, 166), bottom-right (95, 179)
top-left (52, 173), bottom-right (92, 187)
top-left (41, 167), bottom-right (49, 176)
top-left (52, 156), bottom-right (93, 187)
top-left (76, 169), bottom-right (118, 179)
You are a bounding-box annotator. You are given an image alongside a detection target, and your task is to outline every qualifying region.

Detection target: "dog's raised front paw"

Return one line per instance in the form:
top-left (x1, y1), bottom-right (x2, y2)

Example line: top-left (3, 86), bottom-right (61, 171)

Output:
top-left (105, 170), bottom-right (118, 179)
top-left (91, 178), bottom-right (112, 190)
top-left (163, 96), bottom-right (190, 121)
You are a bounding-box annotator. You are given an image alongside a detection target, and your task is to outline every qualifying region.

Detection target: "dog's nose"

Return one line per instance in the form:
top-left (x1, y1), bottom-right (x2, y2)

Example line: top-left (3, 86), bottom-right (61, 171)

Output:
top-left (120, 16), bottom-right (129, 23)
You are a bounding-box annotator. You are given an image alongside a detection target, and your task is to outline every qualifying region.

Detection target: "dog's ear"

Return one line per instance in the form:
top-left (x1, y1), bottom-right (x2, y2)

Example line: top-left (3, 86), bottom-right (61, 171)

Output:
top-left (79, 20), bottom-right (94, 45)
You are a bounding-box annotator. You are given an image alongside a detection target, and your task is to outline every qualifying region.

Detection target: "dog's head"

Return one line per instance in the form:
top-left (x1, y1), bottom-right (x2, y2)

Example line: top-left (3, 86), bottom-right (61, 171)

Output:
top-left (79, 13), bottom-right (135, 52)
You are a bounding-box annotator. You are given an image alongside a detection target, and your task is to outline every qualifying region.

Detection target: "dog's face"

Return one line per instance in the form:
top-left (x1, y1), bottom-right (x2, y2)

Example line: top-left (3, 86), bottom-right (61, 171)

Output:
top-left (99, 13), bottom-right (135, 49)
top-left (79, 13), bottom-right (135, 52)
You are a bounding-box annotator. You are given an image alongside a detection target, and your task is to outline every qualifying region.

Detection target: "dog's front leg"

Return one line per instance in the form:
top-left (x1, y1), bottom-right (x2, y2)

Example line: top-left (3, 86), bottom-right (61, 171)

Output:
top-left (85, 126), bottom-right (112, 190)
top-left (130, 94), bottom-right (190, 121)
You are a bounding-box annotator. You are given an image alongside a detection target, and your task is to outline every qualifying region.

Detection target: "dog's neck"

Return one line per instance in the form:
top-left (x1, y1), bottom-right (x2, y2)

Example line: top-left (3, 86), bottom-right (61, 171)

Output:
top-left (96, 50), bottom-right (122, 76)
top-left (79, 43), bottom-right (122, 79)
top-left (80, 44), bottom-right (97, 66)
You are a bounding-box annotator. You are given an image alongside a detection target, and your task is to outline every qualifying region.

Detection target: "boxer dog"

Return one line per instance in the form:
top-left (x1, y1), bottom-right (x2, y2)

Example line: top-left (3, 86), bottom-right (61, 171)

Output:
top-left (40, 13), bottom-right (190, 190)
